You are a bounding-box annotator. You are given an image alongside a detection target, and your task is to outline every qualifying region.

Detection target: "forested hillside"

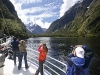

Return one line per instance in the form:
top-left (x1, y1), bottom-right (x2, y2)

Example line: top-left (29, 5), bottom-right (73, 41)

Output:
top-left (46, 0), bottom-right (100, 37)
top-left (0, 0), bottom-right (28, 38)
top-left (0, 0), bottom-right (100, 38)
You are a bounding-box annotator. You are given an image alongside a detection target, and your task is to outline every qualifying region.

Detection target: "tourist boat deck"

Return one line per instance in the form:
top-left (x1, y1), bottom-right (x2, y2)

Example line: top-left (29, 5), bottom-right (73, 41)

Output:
top-left (0, 56), bottom-right (51, 75)
top-left (0, 37), bottom-right (67, 75)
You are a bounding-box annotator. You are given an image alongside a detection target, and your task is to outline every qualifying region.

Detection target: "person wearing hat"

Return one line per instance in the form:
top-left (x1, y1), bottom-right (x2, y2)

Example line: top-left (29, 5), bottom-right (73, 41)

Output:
top-left (66, 47), bottom-right (85, 75)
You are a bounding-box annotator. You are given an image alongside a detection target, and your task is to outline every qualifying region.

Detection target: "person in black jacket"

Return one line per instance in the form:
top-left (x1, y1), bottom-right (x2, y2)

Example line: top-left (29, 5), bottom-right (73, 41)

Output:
top-left (82, 45), bottom-right (94, 75)
top-left (11, 37), bottom-right (20, 65)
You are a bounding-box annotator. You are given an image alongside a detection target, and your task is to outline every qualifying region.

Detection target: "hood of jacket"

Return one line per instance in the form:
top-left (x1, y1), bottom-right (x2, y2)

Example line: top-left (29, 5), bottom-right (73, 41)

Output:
top-left (71, 57), bottom-right (85, 67)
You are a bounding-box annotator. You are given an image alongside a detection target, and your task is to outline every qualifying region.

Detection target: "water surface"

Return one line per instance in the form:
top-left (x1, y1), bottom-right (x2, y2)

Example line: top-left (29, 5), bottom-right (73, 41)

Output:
top-left (27, 37), bottom-right (100, 75)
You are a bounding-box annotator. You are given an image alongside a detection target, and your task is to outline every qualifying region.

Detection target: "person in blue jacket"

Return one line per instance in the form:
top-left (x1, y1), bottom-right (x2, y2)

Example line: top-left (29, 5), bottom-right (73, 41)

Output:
top-left (66, 46), bottom-right (85, 75)
top-left (66, 45), bottom-right (94, 75)
top-left (11, 37), bottom-right (20, 65)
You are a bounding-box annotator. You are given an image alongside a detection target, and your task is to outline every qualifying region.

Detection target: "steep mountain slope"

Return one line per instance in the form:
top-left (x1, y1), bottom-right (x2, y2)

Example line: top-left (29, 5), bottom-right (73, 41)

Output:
top-left (0, 0), bottom-right (28, 38)
top-left (46, 0), bottom-right (100, 37)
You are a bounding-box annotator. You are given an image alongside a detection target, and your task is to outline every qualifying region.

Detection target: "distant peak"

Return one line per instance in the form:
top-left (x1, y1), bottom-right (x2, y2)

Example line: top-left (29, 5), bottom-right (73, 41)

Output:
top-left (34, 23), bottom-right (38, 26)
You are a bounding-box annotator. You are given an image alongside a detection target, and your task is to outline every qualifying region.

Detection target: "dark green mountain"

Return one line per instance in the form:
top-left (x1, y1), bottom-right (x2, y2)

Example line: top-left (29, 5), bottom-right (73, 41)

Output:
top-left (46, 0), bottom-right (100, 37)
top-left (0, 0), bottom-right (28, 38)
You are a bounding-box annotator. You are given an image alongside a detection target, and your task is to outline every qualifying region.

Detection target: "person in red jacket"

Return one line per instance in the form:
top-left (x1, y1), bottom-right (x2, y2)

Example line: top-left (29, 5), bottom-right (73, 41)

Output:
top-left (34, 43), bottom-right (48, 75)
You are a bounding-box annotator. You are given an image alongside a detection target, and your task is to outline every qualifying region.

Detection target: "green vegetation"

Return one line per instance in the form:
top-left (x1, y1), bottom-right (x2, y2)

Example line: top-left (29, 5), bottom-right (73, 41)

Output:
top-left (0, 0), bottom-right (28, 39)
top-left (46, 0), bottom-right (100, 37)
top-left (0, 0), bottom-right (100, 38)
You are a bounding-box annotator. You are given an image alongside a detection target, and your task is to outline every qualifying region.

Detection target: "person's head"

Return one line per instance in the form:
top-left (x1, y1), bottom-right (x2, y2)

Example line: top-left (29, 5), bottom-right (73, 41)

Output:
top-left (74, 47), bottom-right (85, 58)
top-left (41, 43), bottom-right (48, 52)
top-left (13, 37), bottom-right (17, 41)
top-left (20, 40), bottom-right (25, 45)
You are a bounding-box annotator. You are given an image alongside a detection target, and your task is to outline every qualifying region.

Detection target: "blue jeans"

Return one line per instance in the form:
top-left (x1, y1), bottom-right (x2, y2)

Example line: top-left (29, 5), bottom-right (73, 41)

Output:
top-left (13, 51), bottom-right (19, 64)
top-left (18, 52), bottom-right (28, 69)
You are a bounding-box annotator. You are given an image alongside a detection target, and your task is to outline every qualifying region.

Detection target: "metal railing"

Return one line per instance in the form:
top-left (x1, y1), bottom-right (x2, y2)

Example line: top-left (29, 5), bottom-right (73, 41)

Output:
top-left (26, 48), bottom-right (66, 75)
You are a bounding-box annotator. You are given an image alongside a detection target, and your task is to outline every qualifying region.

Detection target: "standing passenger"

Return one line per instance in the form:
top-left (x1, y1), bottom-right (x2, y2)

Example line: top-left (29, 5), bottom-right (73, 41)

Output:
top-left (11, 37), bottom-right (19, 65)
top-left (33, 43), bottom-right (48, 75)
top-left (18, 40), bottom-right (29, 70)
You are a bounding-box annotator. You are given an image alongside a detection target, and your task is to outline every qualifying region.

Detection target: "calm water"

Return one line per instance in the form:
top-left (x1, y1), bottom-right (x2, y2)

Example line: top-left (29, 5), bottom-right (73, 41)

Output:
top-left (27, 37), bottom-right (100, 75)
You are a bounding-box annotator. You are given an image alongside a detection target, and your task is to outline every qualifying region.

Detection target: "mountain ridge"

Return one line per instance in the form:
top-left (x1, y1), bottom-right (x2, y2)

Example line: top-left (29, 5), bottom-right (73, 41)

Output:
top-left (26, 23), bottom-right (46, 34)
top-left (46, 0), bottom-right (100, 37)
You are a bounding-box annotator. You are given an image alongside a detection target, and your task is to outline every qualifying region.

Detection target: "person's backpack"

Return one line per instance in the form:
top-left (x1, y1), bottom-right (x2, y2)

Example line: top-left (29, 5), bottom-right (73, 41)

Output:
top-left (83, 48), bottom-right (94, 69)
top-left (82, 47), bottom-right (94, 75)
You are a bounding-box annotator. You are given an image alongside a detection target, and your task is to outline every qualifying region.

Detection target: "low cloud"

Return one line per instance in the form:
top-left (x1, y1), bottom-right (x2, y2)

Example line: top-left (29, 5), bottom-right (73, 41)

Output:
top-left (35, 19), bottom-right (51, 29)
top-left (10, 0), bottom-right (59, 29)
top-left (10, 0), bottom-right (82, 29)
top-left (11, 0), bottom-right (42, 4)
top-left (60, 0), bottom-right (81, 17)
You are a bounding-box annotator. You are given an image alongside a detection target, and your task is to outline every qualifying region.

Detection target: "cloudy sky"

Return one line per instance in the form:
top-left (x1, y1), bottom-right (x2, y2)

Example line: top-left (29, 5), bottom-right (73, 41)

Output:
top-left (9, 0), bottom-right (81, 29)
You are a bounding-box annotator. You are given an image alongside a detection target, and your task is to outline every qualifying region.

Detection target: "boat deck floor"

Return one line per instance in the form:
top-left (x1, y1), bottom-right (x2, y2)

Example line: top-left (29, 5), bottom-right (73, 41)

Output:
top-left (0, 57), bottom-right (44, 75)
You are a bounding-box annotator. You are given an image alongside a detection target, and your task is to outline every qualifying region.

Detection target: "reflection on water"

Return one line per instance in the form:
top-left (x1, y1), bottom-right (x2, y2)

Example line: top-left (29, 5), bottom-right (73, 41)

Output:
top-left (27, 37), bottom-right (100, 75)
